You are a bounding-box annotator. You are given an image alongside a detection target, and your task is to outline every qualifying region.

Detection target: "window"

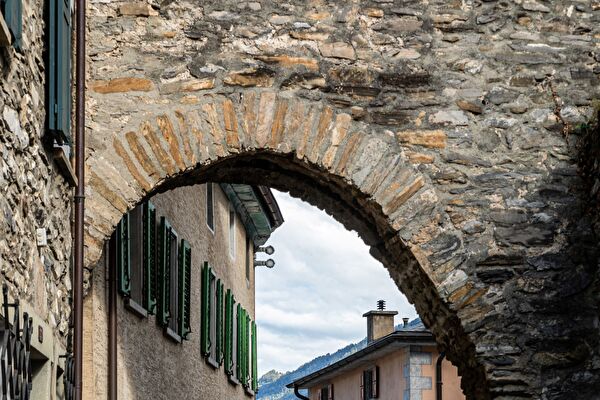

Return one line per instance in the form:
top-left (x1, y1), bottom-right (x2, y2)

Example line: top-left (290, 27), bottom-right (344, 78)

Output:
top-left (206, 183), bottom-right (214, 233)
top-left (0, 0), bottom-right (21, 48)
top-left (114, 202), bottom-right (157, 317)
top-left (224, 289), bottom-right (235, 376)
top-left (251, 320), bottom-right (258, 392)
top-left (245, 237), bottom-right (252, 283)
top-left (229, 205), bottom-right (236, 259)
top-left (47, 0), bottom-right (72, 143)
top-left (361, 367), bottom-right (379, 400)
top-left (158, 218), bottom-right (192, 342)
top-left (201, 263), bottom-right (215, 358)
top-left (318, 385), bottom-right (333, 400)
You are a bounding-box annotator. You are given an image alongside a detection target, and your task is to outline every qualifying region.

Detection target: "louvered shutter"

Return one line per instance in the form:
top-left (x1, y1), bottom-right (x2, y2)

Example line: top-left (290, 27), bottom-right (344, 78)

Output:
top-left (328, 384), bottom-right (334, 400)
top-left (215, 280), bottom-right (224, 364)
top-left (201, 263), bottom-right (211, 356)
top-left (3, 0), bottom-right (22, 49)
top-left (157, 217), bottom-right (171, 327)
top-left (178, 240), bottom-right (192, 339)
top-left (236, 303), bottom-right (242, 381)
top-left (372, 367), bottom-right (379, 398)
top-left (143, 202), bottom-right (157, 314)
top-left (318, 391), bottom-right (322, 400)
top-left (360, 372), bottom-right (364, 400)
top-left (224, 289), bottom-right (234, 375)
top-left (117, 214), bottom-right (131, 297)
top-left (251, 321), bottom-right (258, 392)
top-left (47, 0), bottom-right (71, 143)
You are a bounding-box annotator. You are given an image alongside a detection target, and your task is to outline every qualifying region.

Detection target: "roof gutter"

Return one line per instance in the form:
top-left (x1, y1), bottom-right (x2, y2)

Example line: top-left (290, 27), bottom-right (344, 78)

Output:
top-left (293, 384), bottom-right (310, 400)
top-left (72, 0), bottom-right (86, 397)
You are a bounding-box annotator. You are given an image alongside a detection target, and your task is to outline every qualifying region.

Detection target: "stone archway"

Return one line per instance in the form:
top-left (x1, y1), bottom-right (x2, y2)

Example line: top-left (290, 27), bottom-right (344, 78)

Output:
top-left (85, 92), bottom-right (490, 398)
top-left (84, 1), bottom-right (600, 398)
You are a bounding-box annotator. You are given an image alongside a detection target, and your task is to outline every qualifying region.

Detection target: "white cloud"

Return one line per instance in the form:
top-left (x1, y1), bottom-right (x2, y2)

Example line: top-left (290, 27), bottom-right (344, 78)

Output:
top-left (255, 191), bottom-right (417, 375)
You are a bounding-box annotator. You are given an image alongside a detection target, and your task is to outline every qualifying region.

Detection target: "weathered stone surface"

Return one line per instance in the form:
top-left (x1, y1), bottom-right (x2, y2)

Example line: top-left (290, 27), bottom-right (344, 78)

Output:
top-left (319, 42), bottom-right (356, 60)
top-left (118, 3), bottom-right (158, 16)
top-left (396, 130), bottom-right (446, 148)
top-left (91, 78), bottom-right (154, 93)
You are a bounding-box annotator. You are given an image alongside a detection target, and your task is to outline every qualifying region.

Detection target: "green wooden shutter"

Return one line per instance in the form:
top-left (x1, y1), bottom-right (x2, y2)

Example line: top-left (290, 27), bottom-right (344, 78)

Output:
top-left (236, 303), bottom-right (242, 381)
top-left (224, 289), bottom-right (234, 375)
top-left (143, 202), bottom-right (157, 314)
top-left (245, 312), bottom-right (250, 386)
top-left (157, 217), bottom-right (172, 327)
top-left (216, 280), bottom-right (224, 364)
top-left (252, 320), bottom-right (258, 392)
top-left (47, 0), bottom-right (71, 143)
top-left (178, 239), bottom-right (192, 339)
top-left (116, 214), bottom-right (131, 297)
top-left (3, 0), bottom-right (22, 49)
top-left (201, 263), bottom-right (211, 356)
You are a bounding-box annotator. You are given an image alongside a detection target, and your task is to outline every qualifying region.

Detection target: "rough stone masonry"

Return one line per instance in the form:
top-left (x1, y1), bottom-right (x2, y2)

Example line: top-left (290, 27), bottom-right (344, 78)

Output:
top-left (82, 1), bottom-right (600, 399)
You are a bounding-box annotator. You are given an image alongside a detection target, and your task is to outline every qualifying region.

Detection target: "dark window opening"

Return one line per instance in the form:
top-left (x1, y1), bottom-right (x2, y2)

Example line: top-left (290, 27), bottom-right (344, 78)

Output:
top-left (206, 183), bottom-right (214, 232)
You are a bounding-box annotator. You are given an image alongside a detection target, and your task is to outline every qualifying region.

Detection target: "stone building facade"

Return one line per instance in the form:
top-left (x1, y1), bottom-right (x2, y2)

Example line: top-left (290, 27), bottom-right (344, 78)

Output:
top-left (83, 182), bottom-right (283, 400)
top-left (1, 0), bottom-right (600, 398)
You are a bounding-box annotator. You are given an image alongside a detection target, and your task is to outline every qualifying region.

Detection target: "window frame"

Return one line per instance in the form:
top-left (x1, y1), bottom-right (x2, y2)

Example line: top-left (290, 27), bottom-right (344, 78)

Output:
top-left (229, 205), bottom-right (236, 260)
top-left (206, 183), bottom-right (215, 234)
top-left (360, 366), bottom-right (379, 400)
top-left (163, 222), bottom-right (181, 343)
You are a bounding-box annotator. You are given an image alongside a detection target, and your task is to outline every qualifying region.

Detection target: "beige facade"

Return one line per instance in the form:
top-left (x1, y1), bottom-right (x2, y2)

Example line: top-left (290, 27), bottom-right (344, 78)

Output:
top-left (83, 183), bottom-right (280, 400)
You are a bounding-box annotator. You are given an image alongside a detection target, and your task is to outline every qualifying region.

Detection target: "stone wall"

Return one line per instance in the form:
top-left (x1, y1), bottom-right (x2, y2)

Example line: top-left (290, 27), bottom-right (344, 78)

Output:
top-left (0, 0), bottom-right (72, 340)
top-left (82, 0), bottom-right (600, 398)
top-left (84, 183), bottom-right (257, 400)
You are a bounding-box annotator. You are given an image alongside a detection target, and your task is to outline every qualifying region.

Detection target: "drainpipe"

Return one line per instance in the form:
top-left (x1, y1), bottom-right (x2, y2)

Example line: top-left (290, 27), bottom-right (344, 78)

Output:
top-left (293, 385), bottom-right (310, 400)
top-left (72, 0), bottom-right (86, 396)
top-left (108, 236), bottom-right (117, 400)
top-left (436, 352), bottom-right (445, 400)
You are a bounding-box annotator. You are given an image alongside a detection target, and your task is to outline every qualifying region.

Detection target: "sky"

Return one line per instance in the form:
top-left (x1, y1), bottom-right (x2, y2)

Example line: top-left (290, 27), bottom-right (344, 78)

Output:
top-left (254, 190), bottom-right (418, 376)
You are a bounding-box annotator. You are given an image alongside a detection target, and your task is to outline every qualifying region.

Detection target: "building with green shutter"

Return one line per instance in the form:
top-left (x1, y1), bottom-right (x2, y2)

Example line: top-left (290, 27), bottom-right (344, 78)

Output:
top-left (82, 183), bottom-right (283, 400)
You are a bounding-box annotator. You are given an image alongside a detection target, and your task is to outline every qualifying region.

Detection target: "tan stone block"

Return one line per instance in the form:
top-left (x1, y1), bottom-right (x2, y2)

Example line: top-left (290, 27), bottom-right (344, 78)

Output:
top-left (174, 110), bottom-right (195, 165)
top-left (222, 99), bottom-right (240, 150)
top-left (160, 78), bottom-right (215, 95)
top-left (407, 152), bottom-right (435, 164)
top-left (289, 31), bottom-right (330, 41)
top-left (364, 8), bottom-right (384, 17)
top-left (382, 176), bottom-right (424, 216)
top-left (319, 42), bottom-right (356, 60)
top-left (281, 100), bottom-right (307, 154)
top-left (88, 171), bottom-right (128, 214)
top-left (295, 105), bottom-right (318, 161)
top-left (201, 103), bottom-right (226, 157)
top-left (308, 106), bottom-right (334, 163)
top-left (307, 12), bottom-right (330, 20)
top-left (113, 139), bottom-right (151, 191)
top-left (241, 92), bottom-right (258, 148)
top-left (223, 69), bottom-right (274, 87)
top-left (124, 131), bottom-right (160, 179)
top-left (456, 99), bottom-right (483, 114)
top-left (118, 3), bottom-right (158, 16)
top-left (322, 113), bottom-right (352, 168)
top-left (255, 92), bottom-right (277, 148)
top-left (140, 121), bottom-right (176, 176)
top-left (256, 55), bottom-right (319, 71)
top-left (396, 129), bottom-right (447, 148)
top-left (333, 132), bottom-right (362, 175)
top-left (269, 99), bottom-right (289, 149)
top-left (163, 31), bottom-right (176, 38)
top-left (91, 77), bottom-right (154, 94)
top-left (156, 115), bottom-right (186, 171)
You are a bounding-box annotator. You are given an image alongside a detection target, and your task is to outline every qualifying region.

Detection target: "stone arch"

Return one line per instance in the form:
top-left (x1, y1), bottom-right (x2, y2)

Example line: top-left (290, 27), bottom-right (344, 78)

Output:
top-left (84, 91), bottom-right (489, 398)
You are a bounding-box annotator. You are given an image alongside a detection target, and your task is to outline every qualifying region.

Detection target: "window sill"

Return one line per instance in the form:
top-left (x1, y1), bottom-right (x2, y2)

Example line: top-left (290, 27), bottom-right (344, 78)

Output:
top-left (0, 15), bottom-right (10, 46)
top-left (244, 387), bottom-right (255, 397)
top-left (163, 327), bottom-right (182, 344)
top-left (228, 374), bottom-right (240, 386)
top-left (205, 356), bottom-right (220, 370)
top-left (124, 298), bottom-right (147, 318)
top-left (52, 145), bottom-right (78, 187)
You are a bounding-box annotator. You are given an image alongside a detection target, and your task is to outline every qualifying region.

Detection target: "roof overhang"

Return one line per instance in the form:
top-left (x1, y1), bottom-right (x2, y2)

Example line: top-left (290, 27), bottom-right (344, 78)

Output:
top-left (286, 331), bottom-right (435, 390)
top-left (220, 184), bottom-right (284, 246)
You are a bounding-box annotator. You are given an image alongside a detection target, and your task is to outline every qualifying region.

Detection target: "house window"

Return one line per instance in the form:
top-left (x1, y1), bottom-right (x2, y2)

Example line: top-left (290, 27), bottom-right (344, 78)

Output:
top-left (361, 367), bottom-right (379, 399)
top-left (156, 218), bottom-right (191, 342)
top-left (201, 263), bottom-right (216, 360)
top-left (318, 385), bottom-right (333, 400)
top-left (115, 202), bottom-right (158, 318)
top-left (229, 206), bottom-right (236, 259)
top-left (224, 289), bottom-right (236, 377)
top-left (245, 237), bottom-right (252, 283)
top-left (47, 0), bottom-right (72, 143)
top-left (0, 0), bottom-right (22, 49)
top-left (206, 183), bottom-right (214, 233)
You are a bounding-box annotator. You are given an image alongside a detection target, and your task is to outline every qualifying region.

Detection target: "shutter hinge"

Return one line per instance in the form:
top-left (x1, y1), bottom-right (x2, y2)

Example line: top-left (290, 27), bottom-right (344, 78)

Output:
top-left (54, 103), bottom-right (59, 114)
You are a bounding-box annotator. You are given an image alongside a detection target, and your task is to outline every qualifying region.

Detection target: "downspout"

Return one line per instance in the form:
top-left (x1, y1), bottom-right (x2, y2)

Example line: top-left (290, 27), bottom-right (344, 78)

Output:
top-left (73, 0), bottom-right (86, 396)
top-left (293, 385), bottom-right (310, 400)
top-left (108, 236), bottom-right (117, 400)
top-left (436, 352), bottom-right (445, 400)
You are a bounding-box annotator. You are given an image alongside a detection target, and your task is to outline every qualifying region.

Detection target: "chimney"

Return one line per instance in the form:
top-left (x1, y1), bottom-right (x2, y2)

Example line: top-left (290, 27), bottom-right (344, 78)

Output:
top-left (363, 300), bottom-right (398, 344)
top-left (403, 317), bottom-right (409, 328)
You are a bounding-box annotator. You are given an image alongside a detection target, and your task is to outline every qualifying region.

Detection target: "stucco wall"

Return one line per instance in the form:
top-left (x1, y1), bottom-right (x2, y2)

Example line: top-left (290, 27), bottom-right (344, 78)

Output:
top-left (308, 345), bottom-right (464, 400)
top-left (85, 183), bottom-right (256, 400)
